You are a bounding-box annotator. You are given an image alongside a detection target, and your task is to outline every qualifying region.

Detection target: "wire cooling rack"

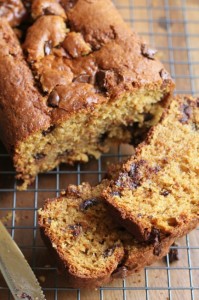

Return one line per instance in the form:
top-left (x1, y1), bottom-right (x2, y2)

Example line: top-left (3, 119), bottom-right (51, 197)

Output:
top-left (0, 0), bottom-right (199, 299)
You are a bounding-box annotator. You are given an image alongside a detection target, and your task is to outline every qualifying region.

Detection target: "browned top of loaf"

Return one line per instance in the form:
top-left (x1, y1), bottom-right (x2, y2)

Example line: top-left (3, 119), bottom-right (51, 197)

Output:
top-left (0, 0), bottom-right (174, 152)
top-left (0, 0), bottom-right (26, 27)
top-left (103, 96), bottom-right (199, 241)
top-left (0, 19), bottom-right (50, 153)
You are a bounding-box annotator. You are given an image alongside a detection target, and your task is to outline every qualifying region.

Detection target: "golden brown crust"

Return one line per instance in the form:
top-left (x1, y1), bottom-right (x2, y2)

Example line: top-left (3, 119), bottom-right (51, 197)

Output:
top-left (0, 0), bottom-right (27, 27)
top-left (0, 19), bottom-right (50, 153)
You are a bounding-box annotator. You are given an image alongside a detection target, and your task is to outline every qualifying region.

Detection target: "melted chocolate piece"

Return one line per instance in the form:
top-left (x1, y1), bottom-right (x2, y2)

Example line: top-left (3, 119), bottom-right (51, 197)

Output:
top-left (111, 191), bottom-right (121, 197)
top-left (160, 189), bottom-right (170, 197)
top-left (95, 70), bottom-right (107, 91)
top-left (33, 152), bottom-right (46, 160)
top-left (98, 131), bottom-right (109, 144)
top-left (141, 44), bottom-right (157, 60)
top-left (103, 245), bottom-right (116, 258)
top-left (20, 293), bottom-right (32, 300)
top-left (42, 125), bottom-right (55, 136)
top-left (68, 223), bottom-right (82, 237)
top-left (47, 90), bottom-right (60, 108)
top-left (167, 243), bottom-right (179, 263)
top-left (179, 103), bottom-right (192, 124)
top-left (80, 198), bottom-right (99, 211)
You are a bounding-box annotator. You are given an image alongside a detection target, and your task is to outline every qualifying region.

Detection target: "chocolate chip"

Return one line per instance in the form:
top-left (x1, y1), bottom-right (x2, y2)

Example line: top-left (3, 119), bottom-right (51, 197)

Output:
top-left (149, 227), bottom-right (160, 243)
top-left (80, 198), bottom-right (99, 211)
top-left (44, 40), bottom-right (52, 56)
top-left (144, 112), bottom-right (154, 122)
top-left (159, 68), bottom-right (170, 80)
top-left (33, 153), bottom-right (46, 160)
top-left (47, 90), bottom-right (60, 108)
top-left (160, 189), bottom-right (170, 197)
top-left (73, 74), bottom-right (92, 83)
top-left (68, 224), bottom-right (82, 237)
top-left (43, 7), bottom-right (55, 15)
top-left (42, 125), bottom-right (55, 136)
top-left (98, 131), bottom-right (109, 144)
top-left (20, 293), bottom-right (32, 300)
top-left (153, 243), bottom-right (162, 256)
top-left (179, 103), bottom-right (192, 124)
top-left (103, 245), bottom-right (116, 258)
top-left (141, 44), bottom-right (157, 60)
top-left (167, 243), bottom-right (180, 263)
top-left (111, 191), bottom-right (121, 197)
top-left (95, 70), bottom-right (107, 91)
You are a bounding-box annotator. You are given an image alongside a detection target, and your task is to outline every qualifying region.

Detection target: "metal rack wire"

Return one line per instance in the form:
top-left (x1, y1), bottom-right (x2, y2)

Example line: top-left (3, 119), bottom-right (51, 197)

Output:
top-left (0, 0), bottom-right (199, 299)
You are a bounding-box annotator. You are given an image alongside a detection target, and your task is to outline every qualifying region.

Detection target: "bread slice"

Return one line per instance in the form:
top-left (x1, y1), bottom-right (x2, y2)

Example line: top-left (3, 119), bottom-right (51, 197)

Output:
top-left (0, 0), bottom-right (174, 189)
top-left (103, 96), bottom-right (199, 241)
top-left (38, 180), bottom-right (174, 288)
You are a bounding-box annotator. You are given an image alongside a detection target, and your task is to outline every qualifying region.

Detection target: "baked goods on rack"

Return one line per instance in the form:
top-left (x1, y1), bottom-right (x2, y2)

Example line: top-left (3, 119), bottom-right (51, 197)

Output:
top-left (103, 96), bottom-right (199, 241)
top-left (0, 0), bottom-right (174, 189)
top-left (38, 180), bottom-right (174, 288)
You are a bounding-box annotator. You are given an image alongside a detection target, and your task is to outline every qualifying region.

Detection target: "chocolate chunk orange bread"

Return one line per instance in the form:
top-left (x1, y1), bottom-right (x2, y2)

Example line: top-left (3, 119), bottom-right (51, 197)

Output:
top-left (0, 0), bottom-right (174, 189)
top-left (103, 96), bottom-right (199, 241)
top-left (38, 180), bottom-right (174, 288)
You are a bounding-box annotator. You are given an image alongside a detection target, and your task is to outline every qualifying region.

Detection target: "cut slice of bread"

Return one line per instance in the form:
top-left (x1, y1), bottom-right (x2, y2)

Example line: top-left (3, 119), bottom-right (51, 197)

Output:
top-left (103, 96), bottom-right (199, 241)
top-left (38, 179), bottom-right (174, 288)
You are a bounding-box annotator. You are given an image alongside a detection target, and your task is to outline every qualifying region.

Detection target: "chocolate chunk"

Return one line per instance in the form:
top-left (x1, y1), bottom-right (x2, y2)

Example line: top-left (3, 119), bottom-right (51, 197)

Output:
top-left (98, 131), bottom-right (109, 144)
top-left (153, 243), bottom-right (162, 256)
top-left (44, 40), bottom-right (52, 56)
top-left (73, 74), bottom-right (92, 83)
top-left (20, 293), bottom-right (32, 300)
top-left (47, 90), bottom-right (60, 108)
top-left (68, 224), bottom-right (82, 237)
top-left (80, 198), bottom-right (99, 211)
top-left (179, 103), bottom-right (192, 124)
top-left (103, 245), bottom-right (116, 258)
top-left (95, 70), bottom-right (107, 91)
top-left (160, 189), bottom-right (170, 197)
top-left (159, 68), bottom-right (170, 80)
top-left (60, 0), bottom-right (78, 10)
top-left (148, 227), bottom-right (160, 243)
top-left (128, 160), bottom-right (146, 187)
top-left (141, 44), bottom-right (157, 60)
top-left (43, 7), bottom-right (55, 15)
top-left (167, 243), bottom-right (180, 263)
top-left (33, 153), bottom-right (46, 160)
top-left (111, 191), bottom-right (121, 197)
top-left (144, 112), bottom-right (154, 122)
top-left (42, 125), bottom-right (55, 136)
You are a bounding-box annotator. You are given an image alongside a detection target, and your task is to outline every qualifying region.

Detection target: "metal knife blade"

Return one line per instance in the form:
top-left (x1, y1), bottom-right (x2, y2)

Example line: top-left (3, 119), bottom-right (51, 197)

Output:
top-left (0, 221), bottom-right (46, 300)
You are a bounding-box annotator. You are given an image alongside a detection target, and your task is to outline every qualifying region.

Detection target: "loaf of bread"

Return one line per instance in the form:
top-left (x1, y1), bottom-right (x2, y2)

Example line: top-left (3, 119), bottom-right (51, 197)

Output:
top-left (0, 0), bottom-right (174, 189)
top-left (38, 180), bottom-right (174, 288)
top-left (103, 96), bottom-right (199, 241)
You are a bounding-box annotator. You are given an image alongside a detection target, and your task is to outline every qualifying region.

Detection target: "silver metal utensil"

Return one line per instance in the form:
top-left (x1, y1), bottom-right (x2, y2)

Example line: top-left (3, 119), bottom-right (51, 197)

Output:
top-left (0, 220), bottom-right (46, 300)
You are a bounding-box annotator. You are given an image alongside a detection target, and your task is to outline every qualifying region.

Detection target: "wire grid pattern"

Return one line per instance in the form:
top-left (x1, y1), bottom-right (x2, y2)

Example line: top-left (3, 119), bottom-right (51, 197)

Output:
top-left (0, 0), bottom-right (199, 299)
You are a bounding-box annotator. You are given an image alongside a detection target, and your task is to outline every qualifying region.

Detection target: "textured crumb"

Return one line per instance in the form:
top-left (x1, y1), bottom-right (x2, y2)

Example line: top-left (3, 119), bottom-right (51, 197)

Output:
top-left (103, 96), bottom-right (199, 241)
top-left (38, 179), bottom-right (174, 288)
